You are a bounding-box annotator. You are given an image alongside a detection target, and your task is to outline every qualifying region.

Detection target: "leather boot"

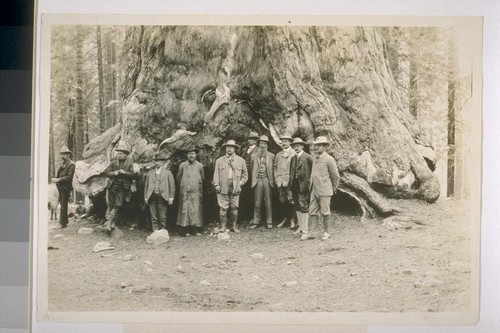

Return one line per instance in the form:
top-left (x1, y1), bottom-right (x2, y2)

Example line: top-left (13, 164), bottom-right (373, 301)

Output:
top-left (230, 208), bottom-right (240, 233)
top-left (301, 214), bottom-right (316, 240)
top-left (293, 212), bottom-right (303, 235)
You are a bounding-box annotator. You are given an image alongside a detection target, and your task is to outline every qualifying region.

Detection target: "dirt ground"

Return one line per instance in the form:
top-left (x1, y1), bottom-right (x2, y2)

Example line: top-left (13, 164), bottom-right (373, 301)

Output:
top-left (46, 197), bottom-right (472, 313)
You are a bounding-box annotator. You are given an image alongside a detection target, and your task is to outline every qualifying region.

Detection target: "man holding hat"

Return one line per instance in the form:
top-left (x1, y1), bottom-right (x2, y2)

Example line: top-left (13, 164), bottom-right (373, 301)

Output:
top-left (274, 134), bottom-right (296, 229)
top-left (144, 151), bottom-right (175, 232)
top-left (213, 140), bottom-right (248, 233)
top-left (176, 146), bottom-right (205, 236)
top-left (240, 131), bottom-right (260, 222)
top-left (102, 142), bottom-right (135, 233)
top-left (288, 138), bottom-right (314, 239)
top-left (250, 135), bottom-right (275, 229)
top-left (309, 136), bottom-right (340, 241)
top-left (51, 146), bottom-right (75, 228)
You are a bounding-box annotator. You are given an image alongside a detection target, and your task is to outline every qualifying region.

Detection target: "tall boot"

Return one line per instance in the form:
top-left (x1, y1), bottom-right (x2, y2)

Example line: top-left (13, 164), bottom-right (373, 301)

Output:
top-left (219, 209), bottom-right (227, 233)
top-left (230, 207), bottom-right (240, 233)
top-left (321, 214), bottom-right (332, 241)
top-left (289, 208), bottom-right (297, 229)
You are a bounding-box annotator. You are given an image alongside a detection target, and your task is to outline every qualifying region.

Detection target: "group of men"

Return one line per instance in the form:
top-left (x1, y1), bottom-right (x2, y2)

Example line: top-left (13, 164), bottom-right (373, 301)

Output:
top-left (52, 130), bottom-right (340, 241)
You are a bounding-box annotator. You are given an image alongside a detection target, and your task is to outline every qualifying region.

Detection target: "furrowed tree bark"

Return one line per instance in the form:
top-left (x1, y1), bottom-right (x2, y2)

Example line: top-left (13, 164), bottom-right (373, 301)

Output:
top-left (74, 26), bottom-right (441, 219)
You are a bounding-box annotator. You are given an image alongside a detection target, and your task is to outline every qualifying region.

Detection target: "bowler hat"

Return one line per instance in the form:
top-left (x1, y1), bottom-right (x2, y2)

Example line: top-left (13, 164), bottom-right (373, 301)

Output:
top-left (313, 136), bottom-right (329, 145)
top-left (257, 135), bottom-right (270, 144)
top-left (222, 139), bottom-right (240, 149)
top-left (115, 142), bottom-right (130, 154)
top-left (291, 137), bottom-right (307, 146)
top-left (247, 131), bottom-right (259, 139)
top-left (154, 151), bottom-right (170, 161)
top-left (59, 146), bottom-right (72, 154)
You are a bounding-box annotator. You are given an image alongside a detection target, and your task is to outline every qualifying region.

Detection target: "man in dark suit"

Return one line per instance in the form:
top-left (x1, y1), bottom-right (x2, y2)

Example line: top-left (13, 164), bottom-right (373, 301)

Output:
top-left (309, 136), bottom-right (340, 241)
top-left (102, 142), bottom-right (135, 233)
top-left (249, 135), bottom-right (275, 229)
top-left (144, 151), bottom-right (175, 232)
top-left (239, 131), bottom-right (259, 223)
top-left (51, 146), bottom-right (75, 229)
top-left (288, 138), bottom-right (314, 240)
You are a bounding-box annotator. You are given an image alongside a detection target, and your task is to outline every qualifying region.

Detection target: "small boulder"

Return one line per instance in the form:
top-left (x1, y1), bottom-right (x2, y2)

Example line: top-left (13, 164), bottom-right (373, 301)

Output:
top-left (282, 281), bottom-right (298, 287)
top-left (200, 279), bottom-right (211, 286)
top-left (53, 234), bottom-right (64, 239)
top-left (77, 227), bottom-right (93, 235)
top-left (250, 253), bottom-right (264, 259)
top-left (93, 241), bottom-right (115, 253)
top-left (146, 229), bottom-right (170, 246)
top-left (217, 232), bottom-right (230, 240)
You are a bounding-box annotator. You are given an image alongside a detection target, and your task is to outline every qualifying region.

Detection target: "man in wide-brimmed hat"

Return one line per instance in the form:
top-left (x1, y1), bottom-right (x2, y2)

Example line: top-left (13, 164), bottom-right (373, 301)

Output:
top-left (274, 134), bottom-right (296, 229)
top-left (51, 145), bottom-right (75, 228)
top-left (145, 150), bottom-right (175, 232)
top-left (288, 138), bottom-right (314, 240)
top-left (213, 140), bottom-right (248, 233)
top-left (239, 131), bottom-right (260, 223)
top-left (176, 146), bottom-right (204, 236)
top-left (249, 135), bottom-right (275, 229)
top-left (308, 136), bottom-right (340, 241)
top-left (102, 142), bottom-right (135, 233)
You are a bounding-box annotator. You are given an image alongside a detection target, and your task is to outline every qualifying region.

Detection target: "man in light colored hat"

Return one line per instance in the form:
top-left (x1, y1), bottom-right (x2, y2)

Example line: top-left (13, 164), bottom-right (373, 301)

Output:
top-left (239, 131), bottom-right (260, 223)
top-left (250, 135), bottom-right (275, 229)
top-left (176, 146), bottom-right (204, 236)
top-left (102, 142), bottom-right (135, 233)
top-left (213, 140), bottom-right (248, 233)
top-left (288, 138), bottom-right (314, 239)
top-left (274, 134), bottom-right (296, 229)
top-left (308, 136), bottom-right (340, 240)
top-left (145, 150), bottom-right (175, 232)
top-left (51, 146), bottom-right (75, 228)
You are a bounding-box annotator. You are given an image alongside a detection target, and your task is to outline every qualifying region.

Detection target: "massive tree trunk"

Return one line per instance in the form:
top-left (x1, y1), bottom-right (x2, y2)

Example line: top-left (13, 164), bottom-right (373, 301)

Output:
top-left (74, 26), bottom-right (441, 218)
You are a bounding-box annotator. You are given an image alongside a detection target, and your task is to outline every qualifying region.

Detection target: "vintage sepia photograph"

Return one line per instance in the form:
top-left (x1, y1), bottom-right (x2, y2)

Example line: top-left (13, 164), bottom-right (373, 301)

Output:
top-left (34, 14), bottom-right (481, 325)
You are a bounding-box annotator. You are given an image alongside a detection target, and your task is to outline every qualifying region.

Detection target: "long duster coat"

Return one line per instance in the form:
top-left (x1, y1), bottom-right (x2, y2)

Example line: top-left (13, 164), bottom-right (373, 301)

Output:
top-left (176, 160), bottom-right (205, 227)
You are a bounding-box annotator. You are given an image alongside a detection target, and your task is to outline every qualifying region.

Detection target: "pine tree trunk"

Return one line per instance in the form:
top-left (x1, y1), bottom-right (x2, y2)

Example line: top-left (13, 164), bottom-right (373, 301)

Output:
top-left (74, 26), bottom-right (442, 217)
top-left (104, 31), bottom-right (114, 129)
top-left (97, 26), bottom-right (105, 133)
top-left (74, 31), bottom-right (85, 162)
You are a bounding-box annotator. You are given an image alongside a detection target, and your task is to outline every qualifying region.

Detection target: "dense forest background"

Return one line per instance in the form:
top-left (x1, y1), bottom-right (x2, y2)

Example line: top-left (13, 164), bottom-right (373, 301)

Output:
top-left (49, 25), bottom-right (472, 218)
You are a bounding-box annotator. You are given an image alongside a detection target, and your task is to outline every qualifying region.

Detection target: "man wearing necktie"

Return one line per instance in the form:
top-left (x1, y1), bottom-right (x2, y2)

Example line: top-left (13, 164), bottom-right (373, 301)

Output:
top-left (287, 138), bottom-right (314, 240)
top-left (144, 151), bottom-right (175, 232)
top-left (250, 135), bottom-right (276, 229)
top-left (309, 136), bottom-right (340, 241)
top-left (51, 146), bottom-right (75, 229)
top-left (274, 134), bottom-right (296, 229)
top-left (213, 140), bottom-right (248, 233)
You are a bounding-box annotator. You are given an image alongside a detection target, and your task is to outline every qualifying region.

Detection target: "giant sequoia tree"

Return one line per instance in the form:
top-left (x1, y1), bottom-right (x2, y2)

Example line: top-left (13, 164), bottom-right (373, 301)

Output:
top-left (74, 26), bottom-right (441, 218)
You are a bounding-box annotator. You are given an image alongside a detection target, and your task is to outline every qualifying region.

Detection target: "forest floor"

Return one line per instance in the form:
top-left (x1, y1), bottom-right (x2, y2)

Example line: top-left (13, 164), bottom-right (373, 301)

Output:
top-left (46, 197), bottom-right (473, 314)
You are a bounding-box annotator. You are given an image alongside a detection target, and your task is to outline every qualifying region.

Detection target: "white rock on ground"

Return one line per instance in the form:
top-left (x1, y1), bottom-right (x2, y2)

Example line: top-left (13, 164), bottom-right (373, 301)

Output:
top-left (146, 229), bottom-right (170, 246)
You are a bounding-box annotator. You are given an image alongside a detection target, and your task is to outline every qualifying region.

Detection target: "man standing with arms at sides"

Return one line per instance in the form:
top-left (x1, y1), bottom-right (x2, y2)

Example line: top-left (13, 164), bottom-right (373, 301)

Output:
top-left (176, 146), bottom-right (205, 236)
top-left (102, 142), bottom-right (135, 234)
top-left (288, 138), bottom-right (314, 240)
top-left (144, 151), bottom-right (175, 232)
top-left (213, 140), bottom-right (248, 233)
top-left (52, 146), bottom-right (75, 229)
top-left (274, 134), bottom-right (296, 229)
top-left (308, 136), bottom-right (340, 241)
top-left (249, 135), bottom-right (275, 229)
top-left (240, 131), bottom-right (260, 223)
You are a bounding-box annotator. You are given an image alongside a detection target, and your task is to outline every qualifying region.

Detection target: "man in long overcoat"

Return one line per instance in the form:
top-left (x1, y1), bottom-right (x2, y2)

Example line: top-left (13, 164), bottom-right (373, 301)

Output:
top-left (309, 136), bottom-right (340, 241)
top-left (287, 138), bottom-right (314, 240)
top-left (239, 131), bottom-right (259, 222)
top-left (176, 146), bottom-right (204, 236)
top-left (249, 135), bottom-right (275, 229)
top-left (213, 140), bottom-right (248, 233)
top-left (144, 151), bottom-right (175, 231)
top-left (52, 146), bottom-right (75, 228)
